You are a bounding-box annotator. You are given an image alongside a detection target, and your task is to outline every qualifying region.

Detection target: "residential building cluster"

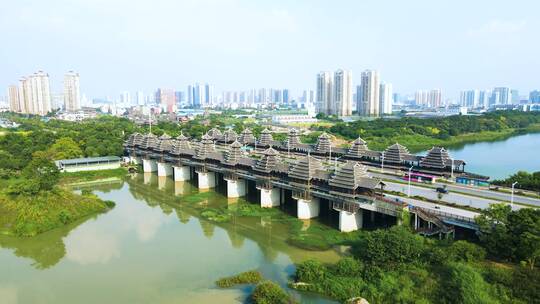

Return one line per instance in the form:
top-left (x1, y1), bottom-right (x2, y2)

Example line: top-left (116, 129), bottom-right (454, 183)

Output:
top-left (7, 70), bottom-right (81, 115)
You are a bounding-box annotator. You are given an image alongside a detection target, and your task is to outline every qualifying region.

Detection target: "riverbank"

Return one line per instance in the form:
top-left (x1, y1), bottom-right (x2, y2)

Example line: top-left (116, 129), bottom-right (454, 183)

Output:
top-left (0, 188), bottom-right (114, 237)
top-left (364, 124), bottom-right (540, 153)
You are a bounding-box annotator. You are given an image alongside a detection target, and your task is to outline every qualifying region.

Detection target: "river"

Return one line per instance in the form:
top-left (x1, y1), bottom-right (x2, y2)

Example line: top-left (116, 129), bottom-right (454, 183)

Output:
top-left (0, 174), bottom-right (341, 304)
top-left (445, 132), bottom-right (540, 180)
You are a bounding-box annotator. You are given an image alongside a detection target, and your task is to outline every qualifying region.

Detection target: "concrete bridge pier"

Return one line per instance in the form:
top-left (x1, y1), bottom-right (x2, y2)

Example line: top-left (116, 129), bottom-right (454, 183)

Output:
top-left (339, 210), bottom-right (363, 232)
top-left (258, 187), bottom-right (280, 208)
top-left (297, 198), bottom-right (320, 219)
top-left (173, 166), bottom-right (191, 182)
top-left (225, 178), bottom-right (246, 198)
top-left (197, 171), bottom-right (216, 189)
top-left (157, 162), bottom-right (173, 177)
top-left (142, 159), bottom-right (157, 173)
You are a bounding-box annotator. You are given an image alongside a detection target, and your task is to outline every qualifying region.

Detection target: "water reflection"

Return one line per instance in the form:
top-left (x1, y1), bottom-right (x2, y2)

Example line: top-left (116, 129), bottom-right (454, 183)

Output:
top-left (0, 174), bottom-right (340, 303)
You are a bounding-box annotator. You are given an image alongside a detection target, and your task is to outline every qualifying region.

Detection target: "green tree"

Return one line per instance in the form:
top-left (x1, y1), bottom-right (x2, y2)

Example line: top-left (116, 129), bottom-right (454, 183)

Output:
top-left (21, 152), bottom-right (60, 192)
top-left (47, 137), bottom-right (83, 160)
top-left (444, 263), bottom-right (497, 304)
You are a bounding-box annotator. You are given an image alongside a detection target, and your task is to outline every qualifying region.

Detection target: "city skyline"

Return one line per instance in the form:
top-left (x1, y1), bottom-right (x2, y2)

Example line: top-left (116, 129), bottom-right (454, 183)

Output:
top-left (1, 0), bottom-right (539, 99)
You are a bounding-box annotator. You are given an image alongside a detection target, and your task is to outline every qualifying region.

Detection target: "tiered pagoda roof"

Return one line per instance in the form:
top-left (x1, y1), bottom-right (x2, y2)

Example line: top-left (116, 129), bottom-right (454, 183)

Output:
top-left (253, 147), bottom-right (280, 173)
top-left (329, 161), bottom-right (381, 190)
top-left (207, 128), bottom-right (223, 140)
top-left (223, 129), bottom-right (238, 142)
top-left (224, 141), bottom-right (243, 164)
top-left (314, 132), bottom-right (332, 153)
top-left (238, 128), bottom-right (256, 145)
top-left (140, 133), bottom-right (158, 150)
top-left (384, 143), bottom-right (412, 164)
top-left (195, 134), bottom-right (215, 159)
top-left (420, 147), bottom-right (451, 169)
top-left (258, 128), bottom-right (273, 147)
top-left (155, 133), bottom-right (173, 152)
top-left (347, 137), bottom-right (368, 158)
top-left (171, 133), bottom-right (191, 153)
top-left (126, 132), bottom-right (142, 147)
top-left (285, 128), bottom-right (301, 149)
top-left (288, 155), bottom-right (324, 181)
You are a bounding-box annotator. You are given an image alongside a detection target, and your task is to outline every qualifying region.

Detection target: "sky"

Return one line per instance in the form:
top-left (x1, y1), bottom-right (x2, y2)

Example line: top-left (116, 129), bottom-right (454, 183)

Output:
top-left (1, 0), bottom-right (539, 100)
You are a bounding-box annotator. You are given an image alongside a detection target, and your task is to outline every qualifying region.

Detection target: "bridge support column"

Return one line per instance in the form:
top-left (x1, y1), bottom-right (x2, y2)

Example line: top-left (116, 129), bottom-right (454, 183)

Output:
top-left (339, 210), bottom-right (363, 232)
top-left (259, 188), bottom-right (280, 208)
top-left (173, 166), bottom-right (191, 181)
top-left (225, 178), bottom-right (246, 198)
top-left (157, 162), bottom-right (172, 177)
top-left (142, 159), bottom-right (157, 173)
top-left (197, 171), bottom-right (216, 189)
top-left (297, 198), bottom-right (320, 219)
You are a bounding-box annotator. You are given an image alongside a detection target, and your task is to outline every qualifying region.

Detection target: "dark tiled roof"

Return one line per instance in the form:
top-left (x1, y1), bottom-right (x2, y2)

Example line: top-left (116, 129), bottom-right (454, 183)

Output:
top-left (420, 147), bottom-right (451, 169)
top-left (288, 155), bottom-right (324, 181)
top-left (258, 128), bottom-right (273, 146)
top-left (314, 132), bottom-right (331, 153)
top-left (253, 147), bottom-right (281, 173)
top-left (347, 137), bottom-right (368, 158)
top-left (384, 143), bottom-right (412, 164)
top-left (195, 134), bottom-right (216, 159)
top-left (222, 129), bottom-right (238, 142)
top-left (224, 141), bottom-right (243, 164)
top-left (329, 161), bottom-right (381, 190)
top-left (140, 133), bottom-right (158, 150)
top-left (239, 128), bottom-right (256, 144)
top-left (285, 128), bottom-right (301, 149)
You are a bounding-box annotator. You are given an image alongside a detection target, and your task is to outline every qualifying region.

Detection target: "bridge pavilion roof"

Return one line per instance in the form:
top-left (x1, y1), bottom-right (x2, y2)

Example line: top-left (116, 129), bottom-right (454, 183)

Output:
top-left (384, 143), bottom-right (412, 164)
top-left (155, 133), bottom-right (173, 152)
top-left (329, 161), bottom-right (382, 190)
top-left (222, 129), bottom-right (238, 142)
top-left (314, 132), bottom-right (331, 153)
top-left (284, 128), bottom-right (302, 149)
top-left (140, 133), bottom-right (158, 150)
top-left (253, 147), bottom-right (281, 173)
top-left (347, 137), bottom-right (368, 158)
top-left (224, 141), bottom-right (243, 165)
top-left (238, 128), bottom-right (256, 145)
top-left (258, 128), bottom-right (273, 147)
top-left (195, 134), bottom-right (216, 160)
top-left (420, 147), bottom-right (464, 169)
top-left (207, 128), bottom-right (223, 140)
top-left (288, 154), bottom-right (325, 181)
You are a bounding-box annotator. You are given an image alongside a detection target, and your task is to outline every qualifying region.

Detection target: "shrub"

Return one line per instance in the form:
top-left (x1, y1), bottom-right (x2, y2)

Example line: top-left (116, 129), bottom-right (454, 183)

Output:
top-left (448, 240), bottom-right (486, 263)
top-left (295, 260), bottom-right (327, 282)
top-left (443, 263), bottom-right (497, 304)
top-left (215, 270), bottom-right (263, 288)
top-left (251, 281), bottom-right (296, 304)
top-left (333, 257), bottom-right (363, 277)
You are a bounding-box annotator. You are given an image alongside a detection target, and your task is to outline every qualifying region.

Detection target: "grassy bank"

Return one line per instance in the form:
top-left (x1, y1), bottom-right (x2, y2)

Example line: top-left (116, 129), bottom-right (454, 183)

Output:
top-left (215, 270), bottom-right (263, 288)
top-left (0, 188), bottom-right (114, 237)
top-left (366, 127), bottom-right (537, 153)
top-left (59, 167), bottom-right (128, 185)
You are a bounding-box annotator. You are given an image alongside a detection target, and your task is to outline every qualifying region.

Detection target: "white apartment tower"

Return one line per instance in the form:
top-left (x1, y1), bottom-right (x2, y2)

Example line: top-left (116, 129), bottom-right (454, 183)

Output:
top-left (64, 71), bottom-right (81, 112)
top-left (379, 82), bottom-right (393, 115)
top-left (316, 71), bottom-right (333, 115)
top-left (333, 69), bottom-right (353, 116)
top-left (7, 85), bottom-right (20, 112)
top-left (359, 70), bottom-right (380, 116)
top-left (15, 71), bottom-right (51, 115)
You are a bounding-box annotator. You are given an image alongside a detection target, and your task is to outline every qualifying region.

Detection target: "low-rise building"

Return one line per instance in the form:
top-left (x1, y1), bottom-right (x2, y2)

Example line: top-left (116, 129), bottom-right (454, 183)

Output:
top-left (55, 156), bottom-right (121, 172)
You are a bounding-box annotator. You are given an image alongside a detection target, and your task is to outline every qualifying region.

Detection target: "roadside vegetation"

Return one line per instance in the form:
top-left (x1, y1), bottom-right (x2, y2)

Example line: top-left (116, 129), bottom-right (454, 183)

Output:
top-left (493, 170), bottom-right (540, 193)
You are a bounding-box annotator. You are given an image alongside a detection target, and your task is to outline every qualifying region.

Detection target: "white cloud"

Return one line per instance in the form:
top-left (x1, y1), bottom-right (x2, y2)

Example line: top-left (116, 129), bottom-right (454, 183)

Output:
top-left (467, 19), bottom-right (527, 37)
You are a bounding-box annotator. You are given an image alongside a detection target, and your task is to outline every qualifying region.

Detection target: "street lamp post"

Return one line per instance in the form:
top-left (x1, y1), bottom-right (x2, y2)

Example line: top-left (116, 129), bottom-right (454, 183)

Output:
top-left (450, 158), bottom-right (454, 180)
top-left (511, 181), bottom-right (518, 208)
top-left (408, 165), bottom-right (414, 197)
top-left (381, 152), bottom-right (385, 174)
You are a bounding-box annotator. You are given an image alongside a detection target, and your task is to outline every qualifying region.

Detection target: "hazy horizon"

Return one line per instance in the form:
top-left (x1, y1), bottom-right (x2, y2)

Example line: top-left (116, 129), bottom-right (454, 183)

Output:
top-left (1, 0), bottom-right (539, 100)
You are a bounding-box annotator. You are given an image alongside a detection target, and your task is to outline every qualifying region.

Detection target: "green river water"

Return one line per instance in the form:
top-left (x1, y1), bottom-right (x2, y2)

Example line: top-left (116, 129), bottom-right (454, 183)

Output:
top-left (0, 173), bottom-right (341, 304)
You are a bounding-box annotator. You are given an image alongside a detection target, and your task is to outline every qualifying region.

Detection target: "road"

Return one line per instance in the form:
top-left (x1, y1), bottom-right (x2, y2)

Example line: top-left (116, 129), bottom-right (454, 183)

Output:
top-left (383, 180), bottom-right (523, 211)
top-left (384, 194), bottom-right (479, 220)
top-left (370, 172), bottom-right (540, 208)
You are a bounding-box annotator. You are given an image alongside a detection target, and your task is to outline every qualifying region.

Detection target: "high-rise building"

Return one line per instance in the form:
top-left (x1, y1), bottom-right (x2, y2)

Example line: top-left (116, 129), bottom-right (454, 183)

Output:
top-left (187, 85), bottom-right (194, 106)
top-left (460, 90), bottom-right (479, 108)
top-left (493, 87), bottom-right (510, 104)
top-left (64, 71), bottom-right (81, 112)
top-left (530, 90), bottom-right (540, 103)
top-left (379, 82), bottom-right (393, 115)
top-left (204, 83), bottom-right (214, 106)
top-left (120, 91), bottom-right (131, 105)
top-left (7, 85), bottom-right (19, 112)
top-left (14, 71), bottom-right (51, 115)
top-left (316, 71), bottom-right (333, 115)
top-left (283, 89), bottom-right (290, 104)
top-left (511, 89), bottom-right (520, 104)
top-left (136, 91), bottom-right (145, 105)
top-left (415, 89), bottom-right (442, 108)
top-left (333, 69), bottom-right (353, 116)
top-left (156, 88), bottom-right (176, 112)
top-left (358, 69), bottom-right (380, 116)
